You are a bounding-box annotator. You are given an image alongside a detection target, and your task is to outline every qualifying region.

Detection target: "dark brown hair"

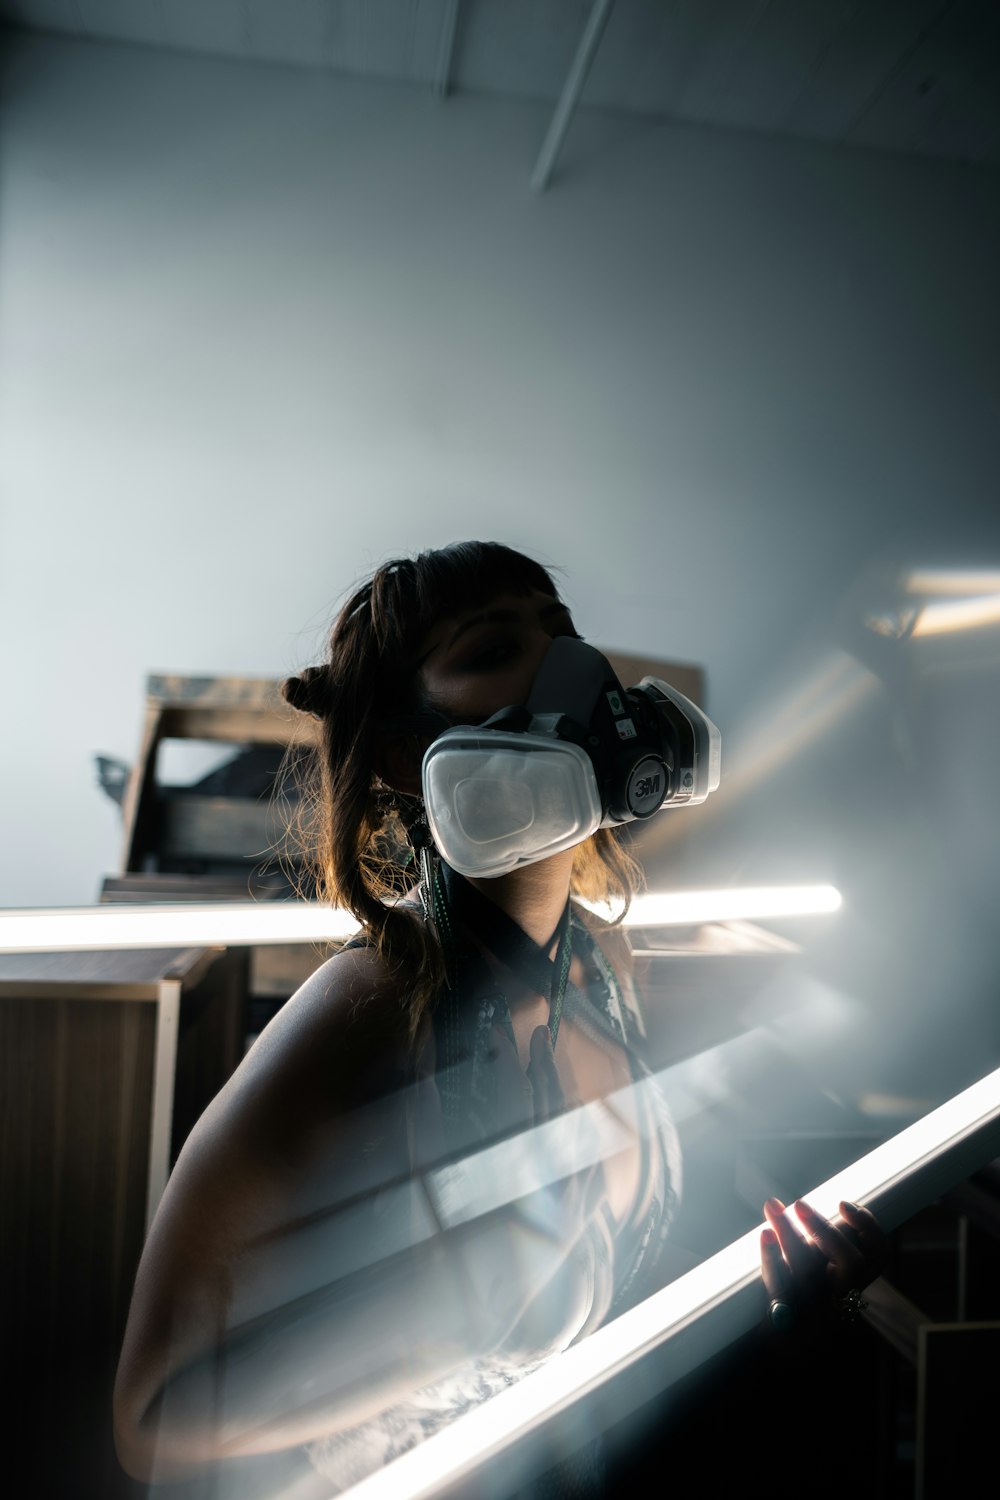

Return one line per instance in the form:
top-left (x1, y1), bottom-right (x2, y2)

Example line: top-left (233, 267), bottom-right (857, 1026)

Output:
top-left (278, 542), bottom-right (641, 1041)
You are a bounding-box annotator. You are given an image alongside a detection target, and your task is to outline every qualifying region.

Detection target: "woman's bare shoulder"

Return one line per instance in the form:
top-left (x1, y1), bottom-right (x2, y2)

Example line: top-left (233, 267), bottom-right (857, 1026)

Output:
top-left (145, 944), bottom-right (414, 1266)
top-left (191, 943), bottom-right (412, 1156)
top-left (249, 942), bottom-right (404, 1060)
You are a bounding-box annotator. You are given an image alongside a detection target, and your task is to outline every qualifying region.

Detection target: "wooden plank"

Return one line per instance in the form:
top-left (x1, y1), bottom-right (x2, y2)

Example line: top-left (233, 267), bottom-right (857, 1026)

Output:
top-left (146, 672), bottom-right (291, 710)
top-left (158, 794), bottom-right (276, 862)
top-left (170, 947), bottom-right (249, 1161)
top-left (120, 699), bottom-right (162, 875)
top-left (1, 948), bottom-right (244, 1497)
top-left (148, 978), bottom-right (180, 1227)
top-left (101, 872), bottom-right (293, 902)
top-left (2, 991), bottom-right (156, 1499)
top-left (0, 946), bottom-right (215, 991)
top-left (156, 705), bottom-right (317, 745)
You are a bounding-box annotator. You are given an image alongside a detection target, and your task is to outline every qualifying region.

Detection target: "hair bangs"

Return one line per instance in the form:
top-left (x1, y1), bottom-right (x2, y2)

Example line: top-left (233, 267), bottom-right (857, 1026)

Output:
top-left (372, 542), bottom-right (561, 664)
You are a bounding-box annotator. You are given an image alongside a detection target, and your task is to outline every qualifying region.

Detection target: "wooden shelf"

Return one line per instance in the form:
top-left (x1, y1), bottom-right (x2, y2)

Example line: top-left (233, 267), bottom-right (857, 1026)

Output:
top-left (1, 944), bottom-right (248, 1500)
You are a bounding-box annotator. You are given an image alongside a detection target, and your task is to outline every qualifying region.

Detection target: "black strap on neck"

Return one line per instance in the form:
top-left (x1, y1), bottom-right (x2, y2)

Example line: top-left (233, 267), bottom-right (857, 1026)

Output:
top-left (439, 862), bottom-right (575, 1049)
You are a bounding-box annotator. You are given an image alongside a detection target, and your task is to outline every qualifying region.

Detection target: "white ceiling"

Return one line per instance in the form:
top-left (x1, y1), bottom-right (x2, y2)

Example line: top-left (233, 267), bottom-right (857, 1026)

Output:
top-left (2, 0), bottom-right (999, 171)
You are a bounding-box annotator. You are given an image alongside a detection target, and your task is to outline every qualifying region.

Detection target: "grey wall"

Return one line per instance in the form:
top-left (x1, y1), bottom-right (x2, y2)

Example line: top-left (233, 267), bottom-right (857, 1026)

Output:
top-left (1, 30), bottom-right (999, 1105)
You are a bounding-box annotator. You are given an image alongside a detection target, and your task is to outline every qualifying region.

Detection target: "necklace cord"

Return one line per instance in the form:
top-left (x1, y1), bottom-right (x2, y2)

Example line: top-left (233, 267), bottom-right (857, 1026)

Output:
top-left (436, 864), bottom-right (574, 1050)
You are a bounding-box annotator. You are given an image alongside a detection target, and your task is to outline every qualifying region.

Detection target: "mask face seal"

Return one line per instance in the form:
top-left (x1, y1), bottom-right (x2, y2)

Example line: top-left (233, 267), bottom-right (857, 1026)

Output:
top-left (420, 635), bottom-right (721, 879)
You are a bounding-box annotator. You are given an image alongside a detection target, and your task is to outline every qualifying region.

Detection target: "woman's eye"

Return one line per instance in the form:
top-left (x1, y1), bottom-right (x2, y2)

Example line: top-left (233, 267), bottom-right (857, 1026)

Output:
top-left (464, 628), bottom-right (583, 669)
top-left (467, 642), bottom-right (517, 669)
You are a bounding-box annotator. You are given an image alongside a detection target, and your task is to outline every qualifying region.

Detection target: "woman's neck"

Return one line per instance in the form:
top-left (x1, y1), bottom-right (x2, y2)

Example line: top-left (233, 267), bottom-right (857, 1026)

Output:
top-left (464, 849), bottom-right (575, 954)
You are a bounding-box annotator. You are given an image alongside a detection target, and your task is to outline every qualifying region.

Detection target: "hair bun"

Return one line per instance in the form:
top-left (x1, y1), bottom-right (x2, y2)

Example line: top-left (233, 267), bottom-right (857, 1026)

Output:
top-left (281, 665), bottom-right (328, 718)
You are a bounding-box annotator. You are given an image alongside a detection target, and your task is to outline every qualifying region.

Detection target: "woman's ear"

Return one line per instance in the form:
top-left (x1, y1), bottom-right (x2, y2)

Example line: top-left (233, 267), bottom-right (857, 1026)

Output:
top-left (375, 711), bottom-right (450, 797)
top-left (375, 732), bottom-right (425, 797)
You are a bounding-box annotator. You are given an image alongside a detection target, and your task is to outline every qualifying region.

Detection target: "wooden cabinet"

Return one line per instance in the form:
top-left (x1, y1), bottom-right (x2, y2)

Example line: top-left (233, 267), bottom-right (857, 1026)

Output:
top-left (0, 945), bottom-right (248, 1500)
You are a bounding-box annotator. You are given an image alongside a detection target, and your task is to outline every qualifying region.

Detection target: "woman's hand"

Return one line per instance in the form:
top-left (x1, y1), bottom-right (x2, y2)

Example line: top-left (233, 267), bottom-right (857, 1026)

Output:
top-left (760, 1197), bottom-right (888, 1335)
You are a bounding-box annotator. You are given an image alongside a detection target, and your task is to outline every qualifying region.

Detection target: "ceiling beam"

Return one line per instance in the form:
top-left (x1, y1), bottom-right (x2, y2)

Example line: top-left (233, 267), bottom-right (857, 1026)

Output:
top-left (434, 0), bottom-right (461, 98)
top-left (530, 0), bottom-right (617, 191)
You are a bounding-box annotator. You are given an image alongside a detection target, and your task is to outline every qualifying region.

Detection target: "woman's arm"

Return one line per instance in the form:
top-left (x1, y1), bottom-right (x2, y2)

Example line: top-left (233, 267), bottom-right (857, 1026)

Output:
top-left (113, 951), bottom-right (605, 1482)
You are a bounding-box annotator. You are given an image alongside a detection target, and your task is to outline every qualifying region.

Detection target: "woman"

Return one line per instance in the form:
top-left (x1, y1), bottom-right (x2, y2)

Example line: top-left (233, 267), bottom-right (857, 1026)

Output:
top-left (114, 541), bottom-right (884, 1496)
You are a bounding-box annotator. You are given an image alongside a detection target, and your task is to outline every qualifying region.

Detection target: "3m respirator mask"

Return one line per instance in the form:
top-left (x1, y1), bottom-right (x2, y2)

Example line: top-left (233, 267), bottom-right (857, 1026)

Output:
top-left (421, 636), bottom-right (721, 879)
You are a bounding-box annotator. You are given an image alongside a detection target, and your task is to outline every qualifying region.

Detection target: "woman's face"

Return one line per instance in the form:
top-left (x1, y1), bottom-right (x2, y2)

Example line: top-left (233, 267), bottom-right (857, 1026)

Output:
top-left (416, 589), bottom-right (582, 727)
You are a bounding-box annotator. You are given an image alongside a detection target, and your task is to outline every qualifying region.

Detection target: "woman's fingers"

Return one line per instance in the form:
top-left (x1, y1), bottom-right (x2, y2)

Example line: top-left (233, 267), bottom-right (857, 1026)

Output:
top-left (763, 1196), bottom-right (888, 1296)
top-left (839, 1200), bottom-right (878, 1231)
top-left (763, 1197), bottom-right (822, 1285)
top-left (839, 1200), bottom-right (889, 1281)
top-left (793, 1199), bottom-right (865, 1280)
top-left (761, 1196), bottom-right (890, 1331)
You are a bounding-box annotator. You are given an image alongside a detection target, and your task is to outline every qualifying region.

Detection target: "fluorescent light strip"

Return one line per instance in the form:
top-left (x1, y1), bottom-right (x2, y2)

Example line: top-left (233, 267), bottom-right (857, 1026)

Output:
top-left (0, 903), bottom-right (361, 953)
top-left (617, 884), bottom-right (842, 926)
top-left (911, 593), bottom-right (1000, 637)
top-left (338, 1060), bottom-right (1000, 1500)
top-left (0, 886), bottom-right (842, 953)
top-left (906, 568), bottom-right (1000, 596)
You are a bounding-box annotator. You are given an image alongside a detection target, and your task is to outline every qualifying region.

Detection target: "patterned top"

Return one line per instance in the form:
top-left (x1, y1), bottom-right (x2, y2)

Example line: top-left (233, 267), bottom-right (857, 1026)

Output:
top-left (305, 904), bottom-right (681, 1494)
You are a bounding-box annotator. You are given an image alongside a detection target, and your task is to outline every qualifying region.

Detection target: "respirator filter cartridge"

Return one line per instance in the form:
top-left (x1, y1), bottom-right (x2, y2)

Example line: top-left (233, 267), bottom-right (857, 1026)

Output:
top-left (422, 730), bottom-right (603, 880)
